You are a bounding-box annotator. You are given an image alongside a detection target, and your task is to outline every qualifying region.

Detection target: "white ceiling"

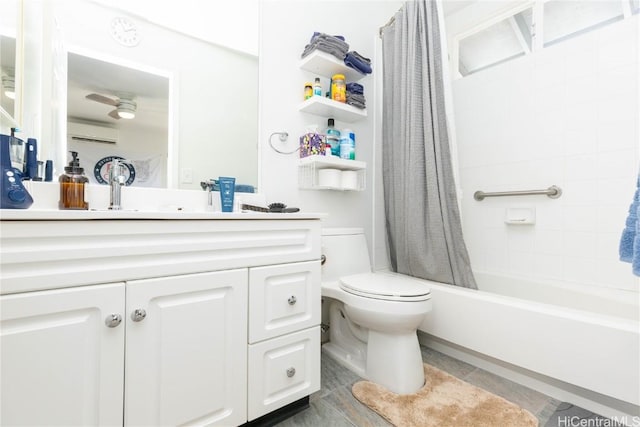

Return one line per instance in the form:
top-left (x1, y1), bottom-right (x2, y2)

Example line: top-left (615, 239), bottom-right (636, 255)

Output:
top-left (67, 52), bottom-right (168, 132)
top-left (442, 0), bottom-right (477, 17)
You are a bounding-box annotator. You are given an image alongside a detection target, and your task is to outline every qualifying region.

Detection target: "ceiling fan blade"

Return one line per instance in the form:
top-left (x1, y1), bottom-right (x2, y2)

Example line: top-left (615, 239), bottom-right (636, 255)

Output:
top-left (86, 93), bottom-right (118, 106)
top-left (108, 109), bottom-right (121, 120)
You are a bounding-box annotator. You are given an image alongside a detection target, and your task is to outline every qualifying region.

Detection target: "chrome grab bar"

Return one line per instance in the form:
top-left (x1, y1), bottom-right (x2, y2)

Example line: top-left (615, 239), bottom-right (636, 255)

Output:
top-left (474, 185), bottom-right (562, 201)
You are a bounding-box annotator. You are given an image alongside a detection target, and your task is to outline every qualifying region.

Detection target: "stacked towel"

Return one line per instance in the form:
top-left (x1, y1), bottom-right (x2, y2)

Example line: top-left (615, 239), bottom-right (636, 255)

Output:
top-left (346, 82), bottom-right (363, 95)
top-left (344, 51), bottom-right (372, 74)
top-left (619, 173), bottom-right (640, 276)
top-left (346, 82), bottom-right (366, 109)
top-left (301, 32), bottom-right (349, 60)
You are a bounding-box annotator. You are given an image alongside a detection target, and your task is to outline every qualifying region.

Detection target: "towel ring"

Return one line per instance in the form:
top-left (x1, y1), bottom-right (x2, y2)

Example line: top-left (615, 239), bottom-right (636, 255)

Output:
top-left (269, 132), bottom-right (298, 155)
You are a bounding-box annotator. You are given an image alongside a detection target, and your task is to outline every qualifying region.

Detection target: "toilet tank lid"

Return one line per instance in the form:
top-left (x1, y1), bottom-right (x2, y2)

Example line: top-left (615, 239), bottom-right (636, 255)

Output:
top-left (340, 273), bottom-right (431, 299)
top-left (322, 227), bottom-right (364, 236)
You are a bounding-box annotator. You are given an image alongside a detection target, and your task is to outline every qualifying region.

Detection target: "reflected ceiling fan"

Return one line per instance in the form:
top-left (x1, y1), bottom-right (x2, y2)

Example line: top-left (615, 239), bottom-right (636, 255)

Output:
top-left (85, 93), bottom-right (137, 120)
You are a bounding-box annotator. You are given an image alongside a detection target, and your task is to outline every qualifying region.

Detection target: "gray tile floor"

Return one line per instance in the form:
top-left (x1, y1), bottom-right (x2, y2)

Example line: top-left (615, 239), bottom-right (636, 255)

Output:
top-left (275, 345), bottom-right (608, 427)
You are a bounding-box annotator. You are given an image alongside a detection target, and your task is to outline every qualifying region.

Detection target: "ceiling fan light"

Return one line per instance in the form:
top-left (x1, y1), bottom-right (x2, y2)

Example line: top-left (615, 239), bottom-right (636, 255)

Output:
top-left (117, 109), bottom-right (135, 119)
top-left (2, 76), bottom-right (15, 100)
top-left (116, 99), bottom-right (137, 119)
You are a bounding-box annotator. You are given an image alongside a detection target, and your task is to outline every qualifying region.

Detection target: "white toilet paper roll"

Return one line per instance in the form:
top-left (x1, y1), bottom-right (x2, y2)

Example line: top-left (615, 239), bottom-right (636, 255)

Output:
top-left (318, 168), bottom-right (342, 188)
top-left (341, 170), bottom-right (358, 190)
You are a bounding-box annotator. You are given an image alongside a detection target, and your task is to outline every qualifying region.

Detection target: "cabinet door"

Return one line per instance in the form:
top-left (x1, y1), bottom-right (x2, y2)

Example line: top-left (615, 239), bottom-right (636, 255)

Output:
top-left (125, 269), bottom-right (248, 427)
top-left (0, 283), bottom-right (125, 426)
top-left (249, 261), bottom-right (321, 343)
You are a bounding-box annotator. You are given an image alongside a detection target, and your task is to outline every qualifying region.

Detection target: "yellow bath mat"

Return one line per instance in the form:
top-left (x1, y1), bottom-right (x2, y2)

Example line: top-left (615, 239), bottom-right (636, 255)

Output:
top-left (352, 363), bottom-right (538, 427)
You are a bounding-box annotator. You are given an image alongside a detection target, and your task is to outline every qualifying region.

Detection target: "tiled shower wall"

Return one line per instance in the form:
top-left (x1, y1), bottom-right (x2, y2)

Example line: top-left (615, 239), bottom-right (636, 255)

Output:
top-left (453, 16), bottom-right (639, 291)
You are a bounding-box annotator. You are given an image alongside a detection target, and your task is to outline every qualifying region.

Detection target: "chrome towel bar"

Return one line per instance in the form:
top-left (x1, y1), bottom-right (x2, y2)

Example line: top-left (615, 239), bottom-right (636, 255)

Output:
top-left (474, 185), bottom-right (562, 201)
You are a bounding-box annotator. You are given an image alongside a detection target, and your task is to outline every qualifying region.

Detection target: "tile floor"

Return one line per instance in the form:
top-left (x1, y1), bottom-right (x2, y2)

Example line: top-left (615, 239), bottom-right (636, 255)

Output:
top-left (275, 345), bottom-right (611, 427)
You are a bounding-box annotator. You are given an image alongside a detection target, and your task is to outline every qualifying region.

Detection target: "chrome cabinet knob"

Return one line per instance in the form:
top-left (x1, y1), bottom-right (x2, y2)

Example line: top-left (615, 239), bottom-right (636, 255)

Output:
top-left (105, 314), bottom-right (122, 328)
top-left (286, 367), bottom-right (296, 378)
top-left (287, 295), bottom-right (297, 305)
top-left (131, 308), bottom-right (147, 322)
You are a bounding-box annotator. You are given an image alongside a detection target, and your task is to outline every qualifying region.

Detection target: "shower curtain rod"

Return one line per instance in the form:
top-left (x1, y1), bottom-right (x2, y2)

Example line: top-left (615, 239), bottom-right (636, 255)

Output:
top-left (379, 10), bottom-right (400, 38)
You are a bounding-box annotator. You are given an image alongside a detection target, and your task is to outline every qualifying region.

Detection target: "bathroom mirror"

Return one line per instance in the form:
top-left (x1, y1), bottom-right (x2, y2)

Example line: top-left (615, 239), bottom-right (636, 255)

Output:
top-left (31, 0), bottom-right (259, 190)
top-left (0, 0), bottom-right (20, 128)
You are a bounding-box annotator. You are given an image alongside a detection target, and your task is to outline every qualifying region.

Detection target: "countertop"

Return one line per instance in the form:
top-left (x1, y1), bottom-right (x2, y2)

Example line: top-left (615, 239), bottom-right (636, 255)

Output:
top-left (0, 209), bottom-right (325, 221)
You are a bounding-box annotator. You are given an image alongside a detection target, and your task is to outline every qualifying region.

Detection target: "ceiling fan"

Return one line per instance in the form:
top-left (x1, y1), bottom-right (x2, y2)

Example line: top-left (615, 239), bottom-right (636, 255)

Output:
top-left (85, 93), bottom-right (137, 120)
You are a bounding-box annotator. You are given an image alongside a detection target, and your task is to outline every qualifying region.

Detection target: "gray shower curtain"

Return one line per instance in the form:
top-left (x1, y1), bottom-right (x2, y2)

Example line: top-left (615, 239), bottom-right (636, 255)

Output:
top-left (381, 0), bottom-right (477, 288)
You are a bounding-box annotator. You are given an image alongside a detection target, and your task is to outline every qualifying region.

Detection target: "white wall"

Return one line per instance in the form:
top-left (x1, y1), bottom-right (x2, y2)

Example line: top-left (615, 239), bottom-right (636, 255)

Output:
top-left (259, 0), bottom-right (402, 257)
top-left (450, 15), bottom-right (640, 291)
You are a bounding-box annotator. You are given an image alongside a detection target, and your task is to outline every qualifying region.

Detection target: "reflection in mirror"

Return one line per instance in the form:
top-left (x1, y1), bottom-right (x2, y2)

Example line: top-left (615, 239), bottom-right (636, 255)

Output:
top-left (1, 35), bottom-right (17, 124)
top-left (67, 52), bottom-right (169, 188)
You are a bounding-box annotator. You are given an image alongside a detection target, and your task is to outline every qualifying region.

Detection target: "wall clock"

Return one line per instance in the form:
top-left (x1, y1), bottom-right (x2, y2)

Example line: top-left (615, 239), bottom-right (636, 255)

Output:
top-left (110, 17), bottom-right (141, 47)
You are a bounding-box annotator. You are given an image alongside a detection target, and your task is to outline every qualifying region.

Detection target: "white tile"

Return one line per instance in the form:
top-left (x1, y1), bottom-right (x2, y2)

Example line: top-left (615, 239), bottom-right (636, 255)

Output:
top-left (596, 149), bottom-right (638, 180)
top-left (597, 178), bottom-right (639, 206)
top-left (563, 231), bottom-right (597, 258)
top-left (533, 253), bottom-right (564, 281)
top-left (565, 75), bottom-right (599, 104)
top-left (561, 180), bottom-right (598, 206)
top-left (597, 63), bottom-right (639, 100)
top-left (535, 229), bottom-right (565, 255)
top-left (564, 128), bottom-right (598, 155)
top-left (535, 204), bottom-right (564, 230)
top-left (507, 227), bottom-right (535, 252)
top-left (565, 154), bottom-right (597, 181)
top-left (562, 206), bottom-right (598, 232)
top-left (564, 43), bottom-right (598, 80)
top-left (598, 93), bottom-right (638, 125)
top-left (508, 250), bottom-right (534, 277)
top-left (595, 231), bottom-right (624, 261)
top-left (563, 100), bottom-right (598, 132)
top-left (595, 260), bottom-right (640, 291)
top-left (534, 84), bottom-right (566, 114)
top-left (563, 255), bottom-right (598, 285)
top-left (597, 204), bottom-right (633, 233)
top-left (597, 118), bottom-right (639, 152)
top-left (598, 39), bottom-right (638, 72)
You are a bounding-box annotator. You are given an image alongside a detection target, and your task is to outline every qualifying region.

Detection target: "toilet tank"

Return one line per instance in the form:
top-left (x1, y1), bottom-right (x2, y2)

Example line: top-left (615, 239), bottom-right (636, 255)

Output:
top-left (321, 228), bottom-right (372, 281)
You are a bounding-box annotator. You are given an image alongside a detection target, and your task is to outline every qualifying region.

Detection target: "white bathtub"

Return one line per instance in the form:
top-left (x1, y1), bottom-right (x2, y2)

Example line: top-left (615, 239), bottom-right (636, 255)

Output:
top-left (414, 272), bottom-right (639, 411)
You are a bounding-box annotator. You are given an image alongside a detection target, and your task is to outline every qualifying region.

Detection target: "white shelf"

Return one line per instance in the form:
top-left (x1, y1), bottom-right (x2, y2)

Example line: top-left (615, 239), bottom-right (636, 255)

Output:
top-left (298, 156), bottom-right (366, 191)
top-left (298, 97), bottom-right (366, 123)
top-left (299, 155), bottom-right (365, 171)
top-left (298, 51), bottom-right (367, 82)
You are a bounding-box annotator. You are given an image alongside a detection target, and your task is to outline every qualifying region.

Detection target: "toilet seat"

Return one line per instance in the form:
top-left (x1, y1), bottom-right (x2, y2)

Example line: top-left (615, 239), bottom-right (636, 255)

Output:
top-left (339, 273), bottom-right (431, 302)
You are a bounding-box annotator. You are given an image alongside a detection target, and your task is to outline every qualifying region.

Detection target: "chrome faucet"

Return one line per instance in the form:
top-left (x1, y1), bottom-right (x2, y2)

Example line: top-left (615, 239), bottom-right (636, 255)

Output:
top-left (200, 179), bottom-right (216, 209)
top-left (108, 158), bottom-right (129, 210)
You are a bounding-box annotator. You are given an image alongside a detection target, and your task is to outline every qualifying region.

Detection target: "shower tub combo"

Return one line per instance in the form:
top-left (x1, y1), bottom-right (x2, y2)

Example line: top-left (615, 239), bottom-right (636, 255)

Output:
top-left (416, 272), bottom-right (639, 418)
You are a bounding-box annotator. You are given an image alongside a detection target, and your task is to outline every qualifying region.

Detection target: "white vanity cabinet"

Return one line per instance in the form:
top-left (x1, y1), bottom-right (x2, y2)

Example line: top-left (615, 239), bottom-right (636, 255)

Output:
top-left (0, 215), bottom-right (321, 427)
top-left (0, 283), bottom-right (126, 427)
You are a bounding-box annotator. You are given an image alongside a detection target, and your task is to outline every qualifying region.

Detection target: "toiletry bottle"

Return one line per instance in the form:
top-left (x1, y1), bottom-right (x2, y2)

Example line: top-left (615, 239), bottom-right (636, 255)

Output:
top-left (304, 83), bottom-right (313, 100)
top-left (326, 118), bottom-right (341, 157)
top-left (59, 151), bottom-right (89, 210)
top-left (331, 74), bottom-right (346, 103)
top-left (313, 77), bottom-right (322, 96)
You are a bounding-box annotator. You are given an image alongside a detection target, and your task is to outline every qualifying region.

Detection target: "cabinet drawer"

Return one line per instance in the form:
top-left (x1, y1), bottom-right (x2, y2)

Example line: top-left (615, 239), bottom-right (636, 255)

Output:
top-left (249, 261), bottom-right (320, 343)
top-left (247, 327), bottom-right (320, 421)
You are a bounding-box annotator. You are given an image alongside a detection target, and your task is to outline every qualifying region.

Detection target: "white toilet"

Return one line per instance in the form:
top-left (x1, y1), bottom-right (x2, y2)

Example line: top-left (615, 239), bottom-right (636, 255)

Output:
top-left (321, 228), bottom-right (432, 394)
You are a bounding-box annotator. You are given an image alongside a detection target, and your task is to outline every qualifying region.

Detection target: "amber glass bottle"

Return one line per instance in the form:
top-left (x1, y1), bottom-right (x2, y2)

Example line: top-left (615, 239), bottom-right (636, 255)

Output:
top-left (59, 151), bottom-right (89, 210)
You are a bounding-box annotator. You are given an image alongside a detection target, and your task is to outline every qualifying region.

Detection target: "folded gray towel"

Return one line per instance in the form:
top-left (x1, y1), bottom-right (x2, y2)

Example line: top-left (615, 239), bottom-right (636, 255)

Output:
top-left (346, 92), bottom-right (366, 109)
top-left (301, 32), bottom-right (350, 59)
